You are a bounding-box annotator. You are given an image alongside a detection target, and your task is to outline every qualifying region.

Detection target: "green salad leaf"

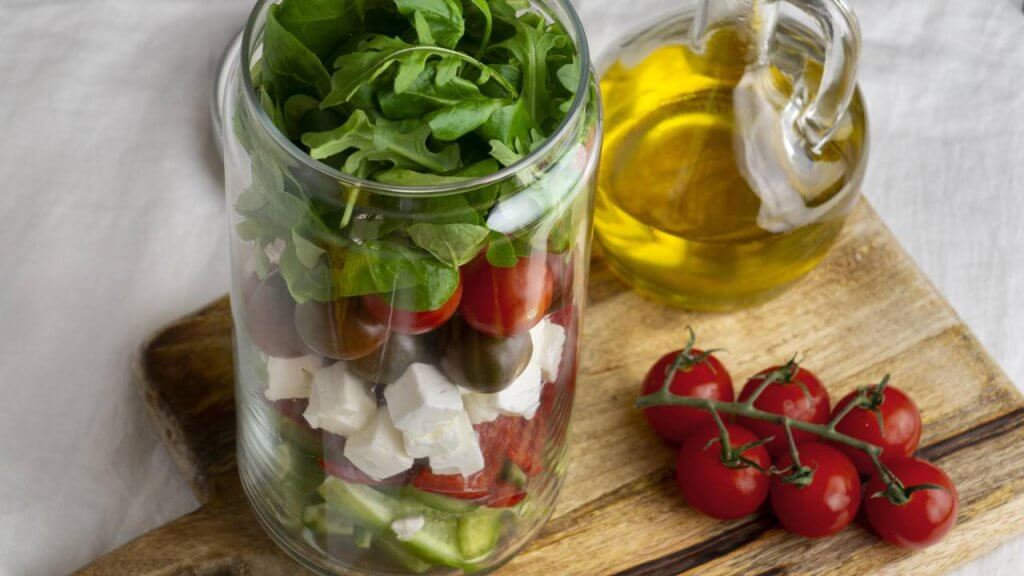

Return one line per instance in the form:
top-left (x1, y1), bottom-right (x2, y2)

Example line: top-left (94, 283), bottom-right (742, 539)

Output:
top-left (407, 222), bottom-right (490, 266)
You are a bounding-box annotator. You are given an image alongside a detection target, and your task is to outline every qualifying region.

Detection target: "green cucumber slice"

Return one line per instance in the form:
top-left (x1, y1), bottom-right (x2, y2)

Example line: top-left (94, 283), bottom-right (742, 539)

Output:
top-left (318, 477), bottom-right (397, 531)
top-left (302, 503), bottom-right (355, 536)
top-left (277, 414), bottom-right (323, 455)
top-left (401, 486), bottom-right (480, 514)
top-left (458, 507), bottom-right (507, 561)
top-left (375, 536), bottom-right (433, 573)
top-left (354, 525), bottom-right (374, 549)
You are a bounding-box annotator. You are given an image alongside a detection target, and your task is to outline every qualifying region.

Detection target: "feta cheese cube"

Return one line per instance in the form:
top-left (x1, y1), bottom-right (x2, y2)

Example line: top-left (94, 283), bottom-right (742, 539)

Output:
top-left (462, 358), bottom-right (544, 421)
top-left (402, 412), bottom-right (466, 458)
top-left (303, 362), bottom-right (377, 436)
top-left (391, 515), bottom-right (425, 541)
top-left (343, 410), bottom-right (414, 481)
top-left (427, 413), bottom-right (485, 477)
top-left (385, 363), bottom-right (464, 437)
top-left (265, 355), bottom-right (322, 401)
top-left (529, 320), bottom-right (566, 382)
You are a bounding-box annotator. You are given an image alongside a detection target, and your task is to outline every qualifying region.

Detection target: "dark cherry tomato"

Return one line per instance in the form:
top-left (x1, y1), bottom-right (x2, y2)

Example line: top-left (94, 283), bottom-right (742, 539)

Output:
top-left (362, 280), bottom-right (462, 335)
top-left (294, 298), bottom-right (386, 360)
top-left (246, 272), bottom-right (307, 357)
top-left (459, 254), bottom-right (553, 338)
top-left (412, 416), bottom-right (518, 499)
top-left (440, 316), bottom-right (533, 393)
top-left (832, 384), bottom-right (922, 474)
top-left (641, 345), bottom-right (734, 444)
top-left (738, 363), bottom-right (830, 457)
top-left (319, 432), bottom-right (409, 486)
top-left (771, 443), bottom-right (861, 538)
top-left (349, 332), bottom-right (423, 385)
top-left (676, 424), bottom-right (772, 520)
top-left (865, 458), bottom-right (958, 549)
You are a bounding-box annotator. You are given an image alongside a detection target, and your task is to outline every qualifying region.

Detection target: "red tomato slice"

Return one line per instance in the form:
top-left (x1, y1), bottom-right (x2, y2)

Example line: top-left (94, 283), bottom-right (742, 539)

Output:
top-left (485, 481), bottom-right (527, 508)
top-left (362, 280), bottom-right (463, 335)
top-left (459, 254), bottom-right (553, 337)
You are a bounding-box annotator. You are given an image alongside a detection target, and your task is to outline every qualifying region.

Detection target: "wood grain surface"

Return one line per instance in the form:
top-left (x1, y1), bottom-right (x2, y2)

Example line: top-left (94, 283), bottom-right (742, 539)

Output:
top-left (78, 200), bottom-right (1024, 576)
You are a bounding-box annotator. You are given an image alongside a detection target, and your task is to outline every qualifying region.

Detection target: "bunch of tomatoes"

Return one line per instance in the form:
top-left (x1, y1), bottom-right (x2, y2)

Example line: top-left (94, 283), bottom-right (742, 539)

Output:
top-left (638, 333), bottom-right (959, 549)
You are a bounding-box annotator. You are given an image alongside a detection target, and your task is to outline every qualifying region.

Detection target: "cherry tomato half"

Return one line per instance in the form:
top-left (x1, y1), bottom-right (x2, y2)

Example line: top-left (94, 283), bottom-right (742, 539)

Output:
top-left (738, 364), bottom-right (830, 457)
top-left (865, 458), bottom-right (958, 549)
top-left (362, 280), bottom-right (462, 335)
top-left (459, 254), bottom-right (553, 338)
top-left (832, 384), bottom-right (922, 475)
top-left (770, 443), bottom-right (861, 538)
top-left (412, 416), bottom-right (518, 499)
top-left (641, 348), bottom-right (734, 444)
top-left (676, 424), bottom-right (772, 520)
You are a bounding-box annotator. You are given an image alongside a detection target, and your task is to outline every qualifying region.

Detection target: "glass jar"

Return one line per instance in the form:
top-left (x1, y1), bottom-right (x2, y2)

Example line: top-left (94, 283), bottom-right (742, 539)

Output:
top-left (594, 0), bottom-right (868, 311)
top-left (220, 1), bottom-right (600, 574)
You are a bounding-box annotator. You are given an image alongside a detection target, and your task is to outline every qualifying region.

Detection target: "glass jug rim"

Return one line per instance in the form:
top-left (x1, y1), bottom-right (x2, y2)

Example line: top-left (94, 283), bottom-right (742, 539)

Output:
top-left (237, 0), bottom-right (593, 197)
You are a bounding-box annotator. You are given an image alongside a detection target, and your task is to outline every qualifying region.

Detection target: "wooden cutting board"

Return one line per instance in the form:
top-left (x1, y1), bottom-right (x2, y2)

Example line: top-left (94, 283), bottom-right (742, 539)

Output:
top-left (78, 199), bottom-right (1024, 576)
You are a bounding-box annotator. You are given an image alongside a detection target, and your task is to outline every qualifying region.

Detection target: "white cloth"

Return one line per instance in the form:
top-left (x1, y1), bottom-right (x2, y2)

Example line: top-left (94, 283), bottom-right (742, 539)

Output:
top-left (0, 0), bottom-right (1021, 574)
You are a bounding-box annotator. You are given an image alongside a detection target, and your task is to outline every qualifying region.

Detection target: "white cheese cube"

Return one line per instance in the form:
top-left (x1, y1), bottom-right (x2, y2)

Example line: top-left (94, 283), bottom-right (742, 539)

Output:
top-left (402, 412), bottom-right (466, 458)
top-left (529, 320), bottom-right (566, 382)
top-left (427, 413), bottom-right (485, 477)
top-left (385, 363), bottom-right (464, 437)
top-left (264, 355), bottom-right (322, 401)
top-left (343, 410), bottom-right (414, 481)
top-left (462, 357), bottom-right (544, 422)
top-left (391, 515), bottom-right (425, 541)
top-left (303, 363), bottom-right (377, 436)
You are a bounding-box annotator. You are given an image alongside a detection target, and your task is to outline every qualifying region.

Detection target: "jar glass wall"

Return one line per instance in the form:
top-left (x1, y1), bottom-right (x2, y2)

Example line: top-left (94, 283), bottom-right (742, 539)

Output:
top-left (221, 1), bottom-right (600, 574)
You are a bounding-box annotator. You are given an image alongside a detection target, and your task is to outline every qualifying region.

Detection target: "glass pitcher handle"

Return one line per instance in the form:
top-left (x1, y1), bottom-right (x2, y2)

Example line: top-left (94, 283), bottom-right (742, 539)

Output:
top-left (767, 0), bottom-right (861, 150)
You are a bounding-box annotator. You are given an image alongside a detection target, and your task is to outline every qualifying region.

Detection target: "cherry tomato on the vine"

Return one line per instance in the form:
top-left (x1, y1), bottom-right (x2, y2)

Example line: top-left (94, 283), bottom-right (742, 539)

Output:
top-left (770, 443), bottom-right (860, 538)
top-left (865, 458), bottom-right (958, 549)
top-left (831, 382), bottom-right (922, 474)
top-left (362, 280), bottom-right (462, 335)
top-left (459, 254), bottom-right (553, 338)
top-left (641, 344), bottom-right (734, 443)
top-left (738, 363), bottom-right (830, 457)
top-left (676, 424), bottom-right (772, 520)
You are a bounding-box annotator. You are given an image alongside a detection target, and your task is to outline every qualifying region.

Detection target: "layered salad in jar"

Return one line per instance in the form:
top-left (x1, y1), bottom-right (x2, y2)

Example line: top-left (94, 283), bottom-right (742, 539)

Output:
top-left (224, 0), bottom-right (599, 572)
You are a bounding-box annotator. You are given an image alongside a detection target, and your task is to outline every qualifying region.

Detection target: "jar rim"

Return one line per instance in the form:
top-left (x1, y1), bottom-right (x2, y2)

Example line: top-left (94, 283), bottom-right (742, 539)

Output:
top-left (239, 0), bottom-right (593, 196)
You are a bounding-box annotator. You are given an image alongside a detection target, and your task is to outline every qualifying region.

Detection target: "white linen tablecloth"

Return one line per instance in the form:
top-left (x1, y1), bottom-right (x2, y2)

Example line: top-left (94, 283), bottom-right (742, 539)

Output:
top-left (0, 0), bottom-right (1021, 574)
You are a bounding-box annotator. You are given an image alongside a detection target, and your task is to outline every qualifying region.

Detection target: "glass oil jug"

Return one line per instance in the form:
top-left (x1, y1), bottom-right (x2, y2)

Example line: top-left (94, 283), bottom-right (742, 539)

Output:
top-left (595, 0), bottom-right (868, 310)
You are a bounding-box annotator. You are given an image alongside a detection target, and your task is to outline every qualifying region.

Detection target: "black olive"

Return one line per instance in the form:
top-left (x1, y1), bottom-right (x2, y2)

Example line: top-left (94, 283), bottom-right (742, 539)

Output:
top-left (440, 317), bottom-right (533, 393)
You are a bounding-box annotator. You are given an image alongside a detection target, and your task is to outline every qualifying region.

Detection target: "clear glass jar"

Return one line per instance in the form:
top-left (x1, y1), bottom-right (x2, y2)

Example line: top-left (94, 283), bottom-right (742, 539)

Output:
top-left (219, 1), bottom-right (600, 574)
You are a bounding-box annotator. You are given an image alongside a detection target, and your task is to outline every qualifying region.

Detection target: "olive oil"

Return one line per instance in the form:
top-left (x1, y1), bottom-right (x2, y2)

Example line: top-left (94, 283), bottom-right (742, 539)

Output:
top-left (595, 36), bottom-right (866, 310)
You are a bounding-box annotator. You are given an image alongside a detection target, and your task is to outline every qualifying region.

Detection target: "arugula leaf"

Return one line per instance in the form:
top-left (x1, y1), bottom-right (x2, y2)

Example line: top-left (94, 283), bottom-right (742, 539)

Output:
top-left (283, 94), bottom-right (321, 139)
top-left (395, 0), bottom-right (464, 49)
top-left (335, 240), bottom-right (459, 310)
top-left (464, 0), bottom-right (492, 55)
top-left (407, 222), bottom-right (490, 266)
top-left (292, 229), bottom-right (327, 268)
top-left (476, 99), bottom-right (531, 148)
top-left (302, 110), bottom-right (460, 175)
top-left (427, 98), bottom-right (505, 141)
top-left (262, 4), bottom-right (332, 99)
top-left (276, 0), bottom-right (359, 61)
top-left (557, 56), bottom-right (580, 92)
top-left (488, 139), bottom-right (522, 166)
top-left (379, 66), bottom-right (483, 119)
top-left (492, 17), bottom-right (565, 130)
top-left (372, 168), bottom-right (475, 185)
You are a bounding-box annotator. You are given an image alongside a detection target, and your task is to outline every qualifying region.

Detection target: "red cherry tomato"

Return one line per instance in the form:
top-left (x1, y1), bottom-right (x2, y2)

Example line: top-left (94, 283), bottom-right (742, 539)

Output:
top-left (676, 424), bottom-right (772, 520)
top-left (459, 254), bottom-right (553, 337)
top-left (865, 458), bottom-right (958, 549)
top-left (362, 280), bottom-right (462, 335)
top-left (412, 416), bottom-right (518, 499)
top-left (294, 298), bottom-right (386, 360)
top-left (770, 443), bottom-right (861, 538)
top-left (641, 346), bottom-right (734, 444)
top-left (831, 383), bottom-right (922, 474)
top-left (738, 363), bottom-right (830, 457)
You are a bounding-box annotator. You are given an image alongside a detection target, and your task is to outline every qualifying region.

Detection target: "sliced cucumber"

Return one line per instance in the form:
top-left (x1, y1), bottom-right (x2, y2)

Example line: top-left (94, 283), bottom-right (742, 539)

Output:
top-left (458, 507), bottom-right (507, 561)
top-left (375, 536), bottom-right (433, 573)
top-left (318, 477), bottom-right (397, 531)
top-left (401, 486), bottom-right (479, 514)
top-left (302, 503), bottom-right (355, 537)
top-left (396, 511), bottom-right (463, 568)
top-left (354, 525), bottom-right (374, 549)
top-left (277, 414), bottom-right (323, 455)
